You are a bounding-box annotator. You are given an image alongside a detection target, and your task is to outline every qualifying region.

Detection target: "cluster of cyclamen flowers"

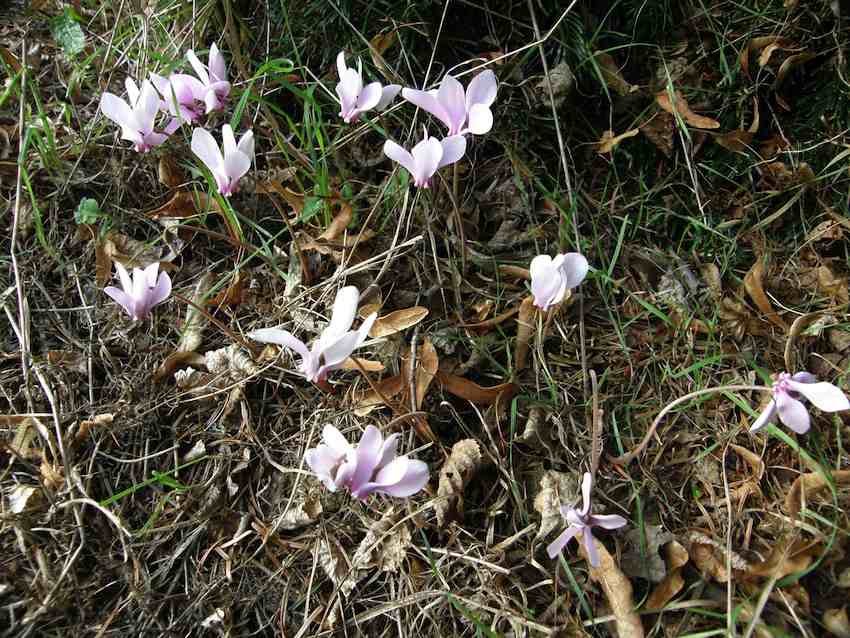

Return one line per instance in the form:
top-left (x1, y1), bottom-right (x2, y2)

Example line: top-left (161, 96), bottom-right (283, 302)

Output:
top-left (97, 45), bottom-right (850, 569)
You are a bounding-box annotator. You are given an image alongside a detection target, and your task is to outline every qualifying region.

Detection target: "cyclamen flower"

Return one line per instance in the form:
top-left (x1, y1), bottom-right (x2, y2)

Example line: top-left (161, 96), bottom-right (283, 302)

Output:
top-left (547, 473), bottom-right (627, 568)
top-left (383, 129), bottom-right (466, 188)
top-left (402, 70), bottom-right (497, 136)
top-left (186, 43), bottom-right (231, 113)
top-left (305, 424), bottom-right (429, 499)
top-left (248, 286), bottom-right (377, 384)
top-left (530, 253), bottom-right (589, 311)
top-left (191, 125), bottom-right (254, 196)
top-left (336, 51), bottom-right (400, 123)
top-left (104, 262), bottom-right (172, 321)
top-left (150, 73), bottom-right (207, 125)
top-left (100, 78), bottom-right (169, 152)
top-left (750, 372), bottom-right (850, 434)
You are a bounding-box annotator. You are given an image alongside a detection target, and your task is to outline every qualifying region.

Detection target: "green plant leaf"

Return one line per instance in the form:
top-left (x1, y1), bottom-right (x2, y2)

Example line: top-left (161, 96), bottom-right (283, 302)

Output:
top-left (74, 198), bottom-right (103, 225)
top-left (50, 8), bottom-right (86, 56)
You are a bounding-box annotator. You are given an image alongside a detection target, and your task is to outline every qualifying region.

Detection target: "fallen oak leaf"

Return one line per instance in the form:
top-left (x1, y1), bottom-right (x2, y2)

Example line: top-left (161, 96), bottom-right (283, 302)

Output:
top-left (338, 357), bottom-right (385, 373)
top-left (353, 374), bottom-right (405, 417)
top-left (369, 307), bottom-right (429, 338)
top-left (435, 439), bottom-right (483, 526)
top-left (744, 257), bottom-right (787, 330)
top-left (318, 199), bottom-right (352, 241)
top-left (435, 370), bottom-right (517, 405)
top-left (656, 90), bottom-right (720, 130)
top-left (598, 128), bottom-right (640, 154)
top-left (745, 538), bottom-right (820, 580)
top-left (580, 538), bottom-right (645, 638)
top-left (785, 469), bottom-right (850, 521)
top-left (412, 338), bottom-right (438, 410)
top-left (713, 130), bottom-right (754, 153)
top-left (646, 541), bottom-right (689, 610)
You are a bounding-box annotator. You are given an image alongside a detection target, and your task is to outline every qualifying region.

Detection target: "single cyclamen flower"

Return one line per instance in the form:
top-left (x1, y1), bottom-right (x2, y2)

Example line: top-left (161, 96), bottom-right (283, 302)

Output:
top-left (103, 262), bottom-right (172, 321)
top-left (547, 473), bottom-right (627, 568)
top-left (191, 125), bottom-right (254, 196)
top-left (402, 70), bottom-right (497, 136)
top-left (336, 51), bottom-right (400, 123)
top-left (100, 78), bottom-right (169, 153)
top-left (750, 371), bottom-right (850, 435)
top-left (530, 253), bottom-right (589, 311)
top-left (186, 43), bottom-right (231, 113)
top-left (248, 286), bottom-right (377, 384)
top-left (383, 129), bottom-right (466, 188)
top-left (305, 424), bottom-right (429, 500)
top-left (150, 73), bottom-right (207, 126)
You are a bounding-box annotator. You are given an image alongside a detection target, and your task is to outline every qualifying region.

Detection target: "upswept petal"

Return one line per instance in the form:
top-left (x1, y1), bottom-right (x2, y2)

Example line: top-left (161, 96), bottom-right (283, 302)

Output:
top-left (589, 514), bottom-right (628, 530)
top-left (546, 525), bottom-right (580, 559)
top-left (465, 103), bottom-right (493, 135)
top-left (356, 81), bottom-right (383, 112)
top-left (149, 271), bottom-right (172, 308)
top-left (223, 150), bottom-right (251, 189)
top-left (411, 137), bottom-right (443, 186)
top-left (222, 124), bottom-right (238, 156)
top-left (100, 93), bottom-right (139, 136)
top-left (355, 312), bottom-right (377, 346)
top-left (465, 70), bottom-right (498, 108)
top-left (529, 254), bottom-right (554, 279)
top-left (325, 286), bottom-right (359, 339)
top-left (322, 424), bottom-right (353, 454)
top-left (236, 130), bottom-right (254, 160)
top-left (115, 261), bottom-right (133, 294)
top-left (582, 529), bottom-right (600, 567)
top-left (375, 433), bottom-right (400, 469)
top-left (248, 328), bottom-right (311, 362)
top-left (787, 380), bottom-right (850, 412)
top-left (186, 49), bottom-right (210, 84)
top-left (375, 84), bottom-right (401, 110)
top-left (401, 87), bottom-right (450, 128)
top-left (791, 371), bottom-right (817, 384)
top-left (191, 127), bottom-right (225, 175)
top-left (560, 253), bottom-right (589, 289)
top-left (337, 68), bottom-right (362, 113)
top-left (124, 77), bottom-right (141, 105)
top-left (208, 43), bottom-right (226, 82)
top-left (749, 401), bottom-right (777, 432)
top-left (350, 426), bottom-right (383, 491)
top-left (776, 392), bottom-right (811, 434)
top-left (131, 267), bottom-right (147, 304)
top-left (436, 75), bottom-right (467, 133)
top-left (383, 140), bottom-right (416, 176)
top-left (336, 51), bottom-right (348, 79)
top-left (436, 135), bottom-right (466, 169)
top-left (318, 331), bottom-right (361, 370)
top-left (304, 446), bottom-right (340, 490)
top-left (579, 473), bottom-right (592, 517)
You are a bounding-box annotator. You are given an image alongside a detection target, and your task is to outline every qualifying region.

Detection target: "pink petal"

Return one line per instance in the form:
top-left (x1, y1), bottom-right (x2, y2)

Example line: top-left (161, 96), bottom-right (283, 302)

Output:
top-left (383, 140), bottom-right (416, 176)
top-left (355, 312), bottom-right (377, 346)
top-left (223, 150), bottom-right (251, 189)
top-left (349, 426), bottom-right (383, 492)
top-left (186, 49), bottom-right (210, 84)
top-left (248, 328), bottom-right (311, 363)
top-left (208, 43), bottom-right (227, 83)
top-left (791, 371), bottom-right (817, 384)
top-left (100, 93), bottom-right (139, 133)
top-left (304, 445), bottom-right (340, 490)
top-left (401, 87), bottom-right (451, 129)
top-left (355, 82), bottom-right (382, 112)
top-left (376, 84), bottom-right (401, 110)
top-left (372, 457), bottom-right (429, 497)
top-left (124, 77), bottom-right (141, 105)
top-left (465, 103), bottom-right (493, 135)
top-left (336, 51), bottom-right (348, 78)
top-left (749, 401), bottom-right (778, 433)
top-left (411, 136), bottom-right (443, 186)
top-left (148, 271), bottom-right (172, 308)
top-left (326, 286), bottom-right (359, 338)
top-left (776, 392), bottom-right (811, 434)
top-left (546, 525), bottom-right (580, 559)
top-left (104, 286), bottom-right (135, 319)
top-left (318, 331), bottom-right (361, 370)
top-left (436, 75), bottom-right (467, 134)
top-left (559, 253), bottom-right (589, 289)
top-left (465, 69), bottom-right (498, 108)
top-left (336, 68), bottom-right (362, 114)
top-left (583, 529), bottom-right (600, 567)
top-left (221, 124), bottom-right (238, 156)
top-left (436, 135), bottom-right (466, 170)
top-left (788, 380), bottom-right (850, 412)
top-left (114, 261), bottom-right (133, 294)
top-left (579, 473), bottom-right (593, 517)
top-left (589, 514), bottom-right (627, 530)
top-left (191, 127), bottom-right (224, 176)
top-left (236, 130), bottom-right (254, 160)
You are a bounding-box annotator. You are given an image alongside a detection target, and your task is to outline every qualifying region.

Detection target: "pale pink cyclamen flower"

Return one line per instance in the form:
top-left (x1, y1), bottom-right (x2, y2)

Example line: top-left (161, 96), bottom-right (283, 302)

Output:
top-left (336, 51), bottom-right (400, 123)
top-left (103, 262), bottom-right (172, 321)
top-left (530, 253), bottom-right (589, 311)
top-left (99, 78), bottom-right (170, 152)
top-left (305, 424), bottom-right (429, 499)
top-left (547, 473), bottom-right (627, 568)
top-left (150, 72), bottom-right (207, 126)
top-left (383, 129), bottom-right (466, 188)
top-left (750, 372), bottom-right (850, 435)
top-left (186, 43), bottom-right (231, 113)
top-left (402, 70), bottom-right (498, 136)
top-left (190, 125), bottom-right (254, 196)
top-left (248, 286), bottom-right (377, 384)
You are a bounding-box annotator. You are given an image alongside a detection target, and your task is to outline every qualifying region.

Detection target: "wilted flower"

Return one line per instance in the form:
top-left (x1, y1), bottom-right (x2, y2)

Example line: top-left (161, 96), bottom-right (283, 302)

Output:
top-left (530, 253), bottom-right (589, 311)
top-left (186, 43), bottom-right (231, 113)
top-left (190, 125), bottom-right (254, 196)
top-left (383, 129), bottom-right (466, 188)
top-left (305, 424), bottom-right (429, 499)
top-left (249, 286), bottom-right (377, 384)
top-left (547, 473), bottom-right (627, 568)
top-left (103, 262), bottom-right (172, 321)
top-left (402, 70), bottom-right (497, 136)
top-left (750, 371), bottom-right (850, 434)
top-left (336, 51), bottom-right (400, 123)
top-left (100, 78), bottom-right (169, 152)
top-left (150, 72), bottom-right (207, 125)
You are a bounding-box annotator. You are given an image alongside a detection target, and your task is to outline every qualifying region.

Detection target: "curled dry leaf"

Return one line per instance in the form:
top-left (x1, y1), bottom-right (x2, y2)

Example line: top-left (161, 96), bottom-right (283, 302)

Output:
top-left (338, 357), bottom-right (385, 373)
top-left (824, 608), bottom-right (850, 638)
top-left (277, 491), bottom-right (323, 531)
top-left (316, 539), bottom-right (358, 598)
top-left (817, 264), bottom-right (849, 305)
top-left (317, 200), bottom-right (352, 241)
top-left (595, 52), bottom-right (636, 96)
top-left (205, 345), bottom-right (259, 380)
top-left (534, 470), bottom-right (579, 541)
top-left (351, 507), bottom-right (412, 575)
top-left (435, 439), bottom-right (483, 527)
top-left (640, 112), bottom-right (675, 157)
top-left (435, 370), bottom-right (517, 406)
top-left (656, 90), bottom-right (720, 129)
top-left (96, 230), bottom-right (173, 286)
top-left (598, 128), bottom-right (640, 154)
top-left (688, 531), bottom-right (750, 582)
top-left (730, 443), bottom-right (765, 480)
top-left (178, 273), bottom-right (215, 352)
top-left (158, 155), bottom-right (187, 189)
top-left (785, 469), bottom-right (850, 521)
top-left (745, 538), bottom-right (819, 580)
top-left (412, 337), bottom-right (438, 410)
top-left (740, 36), bottom-right (796, 76)
top-left (744, 257), bottom-right (787, 330)
top-left (581, 539), bottom-right (645, 638)
top-left (153, 350), bottom-right (207, 383)
top-left (354, 374), bottom-right (405, 417)
top-left (369, 307), bottom-right (429, 338)
top-left (646, 541), bottom-right (689, 610)
top-left (714, 130), bottom-right (754, 153)
top-left (514, 295), bottom-right (535, 372)
top-left (75, 413), bottom-right (114, 444)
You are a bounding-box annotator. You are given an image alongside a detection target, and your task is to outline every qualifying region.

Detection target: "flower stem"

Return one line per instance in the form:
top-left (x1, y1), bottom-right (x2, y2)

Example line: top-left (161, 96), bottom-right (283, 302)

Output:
top-left (608, 384), bottom-right (770, 465)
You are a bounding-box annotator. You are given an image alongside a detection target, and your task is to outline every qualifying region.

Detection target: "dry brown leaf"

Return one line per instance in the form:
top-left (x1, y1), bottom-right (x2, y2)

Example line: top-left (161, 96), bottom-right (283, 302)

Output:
top-left (413, 338), bottom-right (438, 410)
top-left (775, 51), bottom-right (815, 86)
top-left (785, 469), bottom-right (850, 520)
top-left (147, 190), bottom-right (222, 219)
top-left (75, 413), bottom-right (114, 444)
top-left (688, 531), bottom-right (750, 582)
top-left (824, 608), bottom-right (850, 638)
top-left (353, 374), bottom-right (405, 417)
top-left (656, 90), bottom-right (720, 129)
top-left (8, 485), bottom-right (40, 514)
top-left (435, 439), bottom-right (483, 526)
top-left (646, 541), bottom-right (689, 610)
top-left (369, 307), bottom-right (429, 338)
top-left (39, 459), bottom-right (64, 492)
top-left (316, 539), bottom-right (358, 598)
top-left (9, 417), bottom-right (37, 458)
top-left (515, 295), bottom-right (535, 372)
top-left (534, 471), bottom-right (578, 541)
top-left (369, 30), bottom-right (397, 80)
top-left (153, 350), bottom-right (206, 383)
top-left (178, 273), bottom-right (214, 352)
top-left (318, 201), bottom-right (352, 241)
top-left (338, 357), bottom-right (385, 373)
top-left (207, 271), bottom-right (248, 308)
top-left (745, 538), bottom-right (819, 580)
top-left (435, 370), bottom-right (517, 405)
top-left (622, 525), bottom-right (674, 583)
top-left (277, 492), bottom-right (322, 530)
top-left (582, 539), bottom-right (645, 638)
top-left (0, 47), bottom-right (22, 73)
top-left (351, 507), bottom-right (411, 574)
top-left (817, 265), bottom-right (849, 305)
top-left (806, 220), bottom-right (844, 243)
top-left (740, 36), bottom-right (796, 76)
top-left (744, 257), bottom-right (787, 330)
top-left (714, 130), bottom-right (754, 153)
top-left (597, 128), bottom-right (640, 154)
top-left (158, 155), bottom-right (186, 189)
top-left (640, 112), bottom-right (675, 157)
top-left (595, 52), bottom-right (636, 96)
top-left (730, 443), bottom-right (765, 480)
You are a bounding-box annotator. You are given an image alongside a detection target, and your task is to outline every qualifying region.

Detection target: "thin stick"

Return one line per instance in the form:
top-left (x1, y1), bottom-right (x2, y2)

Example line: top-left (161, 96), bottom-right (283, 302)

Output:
top-left (609, 384), bottom-right (769, 465)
